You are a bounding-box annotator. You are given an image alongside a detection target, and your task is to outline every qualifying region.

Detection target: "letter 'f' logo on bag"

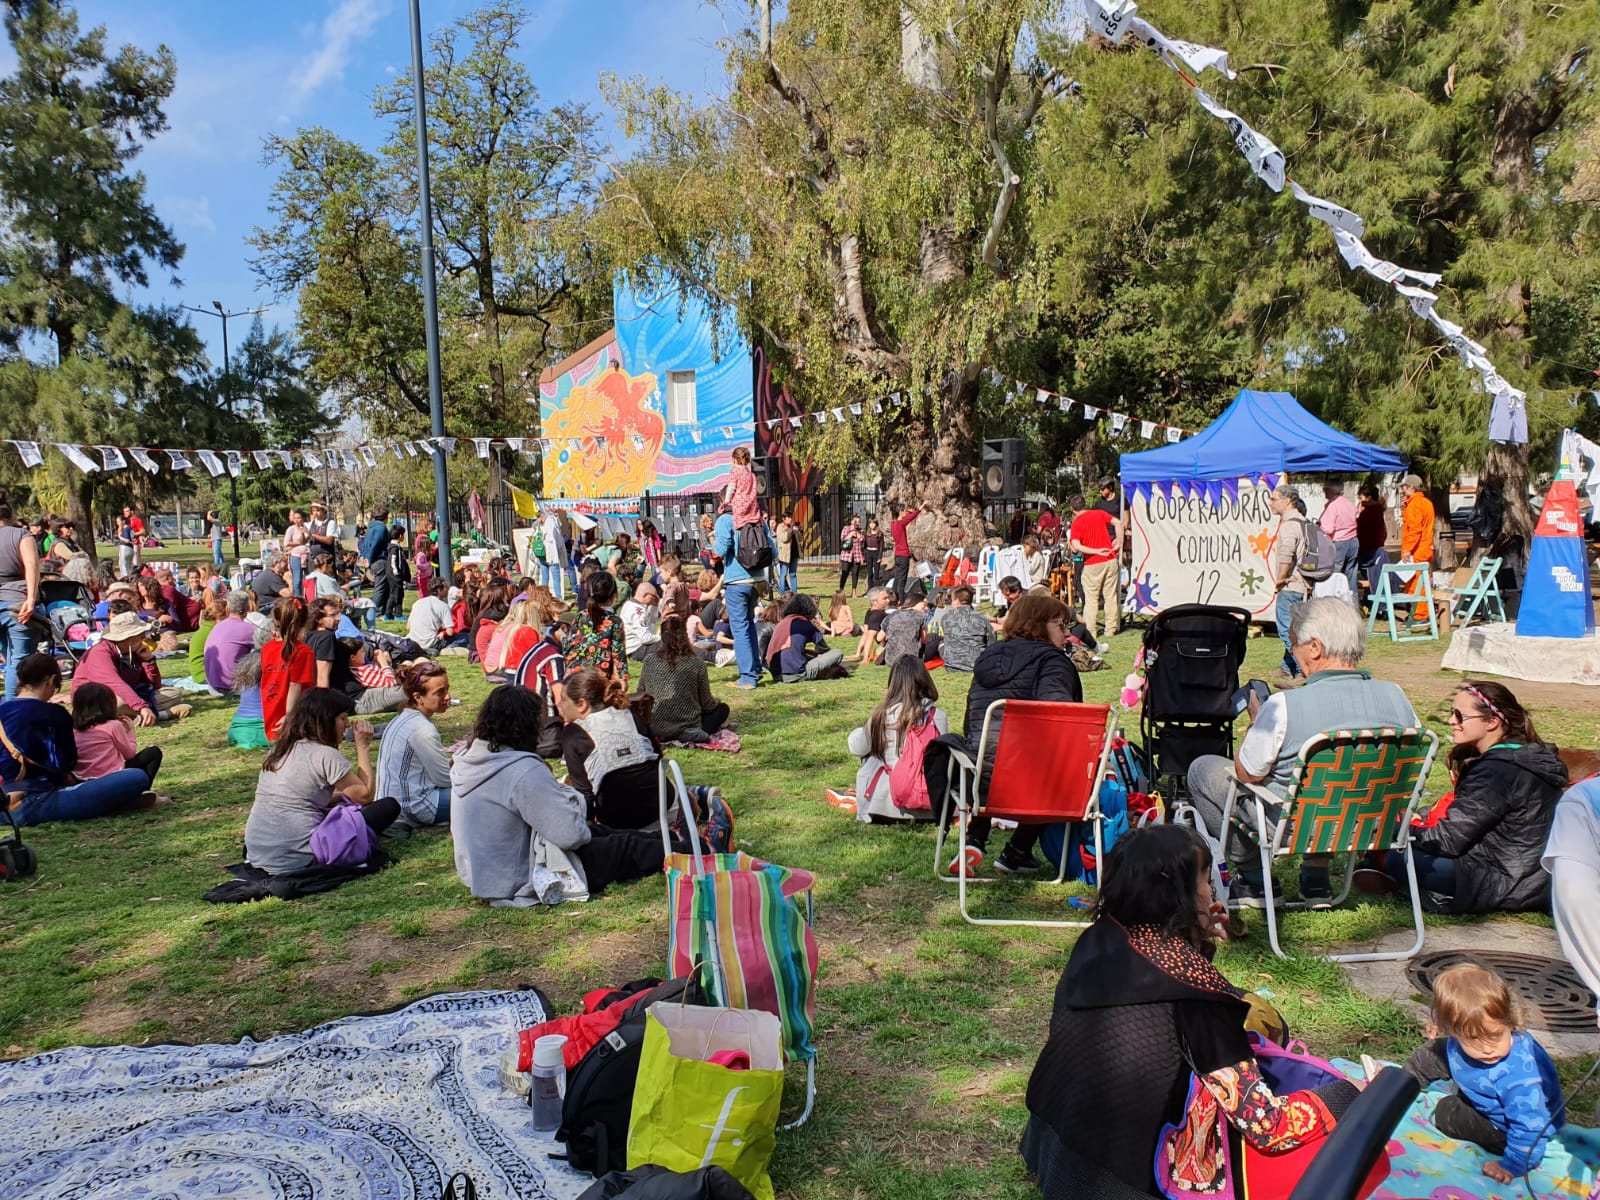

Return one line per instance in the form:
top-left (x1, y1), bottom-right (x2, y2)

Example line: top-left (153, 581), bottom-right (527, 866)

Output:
top-left (698, 1086), bottom-right (748, 1165)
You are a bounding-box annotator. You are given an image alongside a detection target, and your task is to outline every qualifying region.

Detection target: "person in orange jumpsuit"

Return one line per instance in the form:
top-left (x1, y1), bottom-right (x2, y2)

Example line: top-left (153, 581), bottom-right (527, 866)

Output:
top-left (1399, 473), bottom-right (1436, 623)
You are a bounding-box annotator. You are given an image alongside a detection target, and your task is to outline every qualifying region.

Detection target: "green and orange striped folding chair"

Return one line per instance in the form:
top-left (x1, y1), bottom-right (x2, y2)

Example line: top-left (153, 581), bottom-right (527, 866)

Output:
top-left (1217, 726), bottom-right (1438, 963)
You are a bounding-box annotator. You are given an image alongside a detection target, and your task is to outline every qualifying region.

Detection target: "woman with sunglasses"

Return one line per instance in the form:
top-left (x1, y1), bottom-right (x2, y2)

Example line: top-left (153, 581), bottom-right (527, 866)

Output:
top-left (1368, 680), bottom-right (1565, 914)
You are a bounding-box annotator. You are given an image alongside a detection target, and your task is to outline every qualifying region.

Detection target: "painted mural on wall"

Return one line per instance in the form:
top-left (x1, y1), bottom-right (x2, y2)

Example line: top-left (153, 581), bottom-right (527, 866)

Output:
top-left (753, 342), bottom-right (825, 554)
top-left (538, 276), bottom-right (753, 498)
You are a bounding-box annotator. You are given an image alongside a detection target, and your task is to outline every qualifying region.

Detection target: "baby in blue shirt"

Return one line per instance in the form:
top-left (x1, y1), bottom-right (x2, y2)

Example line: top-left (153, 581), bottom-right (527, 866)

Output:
top-left (1404, 962), bottom-right (1565, 1185)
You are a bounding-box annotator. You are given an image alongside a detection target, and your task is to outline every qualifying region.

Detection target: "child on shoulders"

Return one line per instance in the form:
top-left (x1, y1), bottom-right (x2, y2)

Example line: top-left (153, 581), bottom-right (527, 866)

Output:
top-left (723, 446), bottom-right (762, 528)
top-left (1403, 962), bottom-right (1564, 1185)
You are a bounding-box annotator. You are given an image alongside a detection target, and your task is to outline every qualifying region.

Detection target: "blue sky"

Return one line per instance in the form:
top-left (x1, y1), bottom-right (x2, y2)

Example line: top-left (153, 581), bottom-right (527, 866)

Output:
top-left (2, 0), bottom-right (734, 364)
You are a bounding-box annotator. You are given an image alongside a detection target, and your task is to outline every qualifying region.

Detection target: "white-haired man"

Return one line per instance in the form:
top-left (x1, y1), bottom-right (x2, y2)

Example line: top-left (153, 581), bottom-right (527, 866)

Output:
top-left (1185, 597), bottom-right (1418, 907)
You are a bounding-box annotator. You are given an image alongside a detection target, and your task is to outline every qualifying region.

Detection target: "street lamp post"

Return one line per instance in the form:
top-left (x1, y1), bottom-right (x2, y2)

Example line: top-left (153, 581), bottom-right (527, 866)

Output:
top-left (409, 0), bottom-right (453, 584)
top-left (182, 300), bottom-right (264, 564)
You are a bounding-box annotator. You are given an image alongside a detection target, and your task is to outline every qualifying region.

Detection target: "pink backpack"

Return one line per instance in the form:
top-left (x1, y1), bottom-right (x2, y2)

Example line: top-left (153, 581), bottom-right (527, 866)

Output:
top-left (888, 709), bottom-right (941, 813)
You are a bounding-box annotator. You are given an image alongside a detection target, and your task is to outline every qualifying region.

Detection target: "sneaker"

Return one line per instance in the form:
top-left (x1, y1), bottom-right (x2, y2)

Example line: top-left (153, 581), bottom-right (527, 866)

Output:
top-left (994, 847), bottom-right (1047, 876)
top-left (823, 787), bottom-right (858, 812)
top-left (1228, 875), bottom-right (1281, 909)
top-left (700, 787), bottom-right (735, 853)
top-left (947, 845), bottom-right (983, 878)
top-left (1299, 869), bottom-right (1334, 910)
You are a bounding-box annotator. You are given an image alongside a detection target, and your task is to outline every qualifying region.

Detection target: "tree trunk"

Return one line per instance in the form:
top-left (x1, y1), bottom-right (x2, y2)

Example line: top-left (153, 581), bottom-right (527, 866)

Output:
top-left (67, 476), bottom-right (98, 563)
top-left (885, 369), bottom-right (986, 554)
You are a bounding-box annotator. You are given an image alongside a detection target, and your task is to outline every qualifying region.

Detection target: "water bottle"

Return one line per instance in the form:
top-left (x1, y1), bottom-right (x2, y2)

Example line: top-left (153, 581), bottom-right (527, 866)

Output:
top-left (529, 1033), bottom-right (568, 1133)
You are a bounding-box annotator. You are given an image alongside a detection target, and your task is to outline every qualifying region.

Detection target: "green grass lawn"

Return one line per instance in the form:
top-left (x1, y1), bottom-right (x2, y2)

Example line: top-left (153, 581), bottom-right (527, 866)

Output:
top-left (3, 565), bottom-right (1593, 1198)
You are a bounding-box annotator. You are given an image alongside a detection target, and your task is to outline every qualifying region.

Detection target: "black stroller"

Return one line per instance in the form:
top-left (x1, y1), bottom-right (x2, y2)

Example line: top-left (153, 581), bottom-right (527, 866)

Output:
top-left (1139, 604), bottom-right (1251, 799)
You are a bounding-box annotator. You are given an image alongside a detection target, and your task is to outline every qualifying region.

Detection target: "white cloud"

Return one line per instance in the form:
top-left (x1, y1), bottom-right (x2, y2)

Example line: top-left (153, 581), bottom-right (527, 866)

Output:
top-left (288, 0), bottom-right (390, 104)
top-left (163, 194), bottom-right (216, 236)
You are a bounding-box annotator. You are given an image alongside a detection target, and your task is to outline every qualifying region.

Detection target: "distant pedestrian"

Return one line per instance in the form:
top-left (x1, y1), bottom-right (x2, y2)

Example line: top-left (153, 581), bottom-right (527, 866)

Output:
top-left (207, 509), bottom-right (225, 568)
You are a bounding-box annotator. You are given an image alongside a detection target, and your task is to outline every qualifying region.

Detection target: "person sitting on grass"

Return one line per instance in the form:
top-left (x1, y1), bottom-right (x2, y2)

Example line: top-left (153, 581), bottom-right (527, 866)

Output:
top-left (621, 580), bottom-right (662, 662)
top-left (228, 633), bottom-right (271, 751)
top-left (1403, 962), bottom-right (1564, 1186)
top-left (845, 656), bottom-right (946, 822)
top-left (827, 590), bottom-right (860, 638)
top-left (71, 681), bottom-right (163, 792)
top-left (260, 597), bottom-right (315, 742)
top-left (847, 587), bottom-right (892, 664)
top-left (564, 570), bottom-right (628, 682)
top-left (243, 688), bottom-right (398, 875)
top-left (765, 593), bottom-right (845, 683)
top-left (407, 578), bottom-right (455, 655)
top-left (925, 585), bottom-right (993, 672)
top-left (1021, 824), bottom-right (1353, 1199)
top-left (638, 617), bottom-right (730, 746)
top-left (375, 660), bottom-right (454, 835)
top-left (0, 653), bottom-right (159, 824)
top-left (471, 580), bottom-right (513, 669)
top-left (188, 589), bottom-right (227, 689)
top-left (557, 666), bottom-right (661, 830)
top-left (73, 611), bottom-right (192, 724)
top-left (879, 591), bottom-right (929, 669)
top-left (307, 597), bottom-right (404, 715)
top-left (135, 577), bottom-right (179, 651)
top-left (204, 589), bottom-right (258, 696)
top-left (450, 685), bottom-right (665, 907)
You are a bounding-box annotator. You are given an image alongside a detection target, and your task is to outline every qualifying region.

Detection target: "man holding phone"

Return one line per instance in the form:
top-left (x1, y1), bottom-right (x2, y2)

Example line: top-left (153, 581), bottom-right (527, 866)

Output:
top-left (1184, 597), bottom-right (1416, 908)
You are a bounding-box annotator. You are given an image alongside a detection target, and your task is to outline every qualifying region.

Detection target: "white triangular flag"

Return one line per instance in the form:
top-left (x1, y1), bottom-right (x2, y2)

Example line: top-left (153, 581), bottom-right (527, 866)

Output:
top-left (1058, 396), bottom-right (1072, 413)
top-left (1192, 85), bottom-right (1285, 192)
top-left (720, 426), bottom-right (734, 437)
top-left (302, 449), bottom-right (323, 470)
top-left (57, 444), bottom-right (99, 473)
top-left (223, 450), bottom-right (243, 478)
top-left (691, 430), bottom-right (703, 443)
top-left (437, 437), bottom-right (457, 454)
top-left (1082, 406), bottom-right (1101, 420)
top-left (850, 403), bottom-right (862, 417)
top-left (631, 434), bottom-right (645, 450)
top-left (1165, 426), bottom-right (1182, 443)
top-left (167, 449), bottom-right (192, 472)
top-left (872, 400), bottom-right (882, 413)
top-left (472, 437), bottom-right (491, 459)
top-left (195, 449), bottom-right (224, 477)
top-left (1111, 413), bottom-right (1130, 432)
top-left (359, 446), bottom-right (377, 468)
top-left (1083, 0), bottom-right (1138, 44)
top-left (252, 450), bottom-right (272, 470)
top-left (1036, 388), bottom-right (1051, 404)
top-left (97, 445), bottom-right (127, 471)
top-left (594, 437), bottom-right (607, 450)
top-left (371, 443), bottom-right (387, 459)
top-left (1128, 17), bottom-right (1236, 79)
top-left (789, 416), bottom-right (802, 428)
top-left (1288, 180), bottom-right (1365, 238)
top-left (275, 451), bottom-right (294, 469)
top-left (11, 441), bottom-right (43, 469)
top-left (507, 437), bottom-right (524, 451)
top-left (1140, 420), bottom-right (1157, 438)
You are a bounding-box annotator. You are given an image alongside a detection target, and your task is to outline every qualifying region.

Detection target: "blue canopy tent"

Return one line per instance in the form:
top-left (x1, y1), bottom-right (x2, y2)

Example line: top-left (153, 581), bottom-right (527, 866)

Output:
top-left (1120, 389), bottom-right (1405, 497)
top-left (1116, 390), bottom-right (1406, 617)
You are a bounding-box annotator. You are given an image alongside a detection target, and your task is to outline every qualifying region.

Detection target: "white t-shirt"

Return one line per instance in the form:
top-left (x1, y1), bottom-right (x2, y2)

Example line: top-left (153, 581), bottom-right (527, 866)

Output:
top-left (1543, 779), bottom-right (1600, 1009)
top-left (1235, 693), bottom-right (1292, 785)
top-left (407, 595), bottom-right (454, 647)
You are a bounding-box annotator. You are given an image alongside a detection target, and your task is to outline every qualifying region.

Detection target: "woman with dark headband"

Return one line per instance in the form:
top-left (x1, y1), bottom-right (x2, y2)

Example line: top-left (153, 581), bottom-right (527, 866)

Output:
top-left (1371, 679), bottom-right (1566, 914)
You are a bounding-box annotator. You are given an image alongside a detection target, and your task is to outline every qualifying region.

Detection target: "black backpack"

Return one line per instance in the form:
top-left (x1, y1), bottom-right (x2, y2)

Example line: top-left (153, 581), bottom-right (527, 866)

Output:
top-left (554, 974), bottom-right (703, 1177)
top-left (734, 522), bottom-right (772, 572)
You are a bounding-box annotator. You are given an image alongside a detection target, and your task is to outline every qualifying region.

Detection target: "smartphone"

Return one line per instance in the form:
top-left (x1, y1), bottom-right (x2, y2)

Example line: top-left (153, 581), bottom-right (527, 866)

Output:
top-left (1232, 679), bottom-right (1271, 716)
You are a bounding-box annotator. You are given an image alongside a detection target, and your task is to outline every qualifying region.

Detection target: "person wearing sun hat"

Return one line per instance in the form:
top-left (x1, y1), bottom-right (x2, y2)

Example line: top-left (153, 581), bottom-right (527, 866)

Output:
top-left (307, 498), bottom-right (339, 559)
top-left (70, 611), bottom-right (192, 724)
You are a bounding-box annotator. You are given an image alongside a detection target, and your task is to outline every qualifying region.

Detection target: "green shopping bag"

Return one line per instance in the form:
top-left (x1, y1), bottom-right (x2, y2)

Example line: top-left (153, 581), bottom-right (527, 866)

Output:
top-left (626, 1001), bottom-right (785, 1200)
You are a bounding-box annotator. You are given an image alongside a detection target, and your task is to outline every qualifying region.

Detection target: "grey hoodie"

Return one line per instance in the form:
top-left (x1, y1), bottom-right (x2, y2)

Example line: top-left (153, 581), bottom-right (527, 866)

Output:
top-left (450, 738), bottom-right (592, 905)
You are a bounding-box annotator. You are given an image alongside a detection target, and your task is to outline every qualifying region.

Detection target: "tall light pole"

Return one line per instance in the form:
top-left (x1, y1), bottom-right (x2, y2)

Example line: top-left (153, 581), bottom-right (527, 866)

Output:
top-left (409, 0), bottom-right (452, 583)
top-left (183, 301), bottom-right (265, 564)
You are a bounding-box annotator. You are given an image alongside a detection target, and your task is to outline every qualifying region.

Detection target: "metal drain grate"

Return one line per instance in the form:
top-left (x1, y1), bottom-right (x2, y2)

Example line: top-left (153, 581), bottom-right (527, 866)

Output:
top-left (1406, 950), bottom-right (1598, 1033)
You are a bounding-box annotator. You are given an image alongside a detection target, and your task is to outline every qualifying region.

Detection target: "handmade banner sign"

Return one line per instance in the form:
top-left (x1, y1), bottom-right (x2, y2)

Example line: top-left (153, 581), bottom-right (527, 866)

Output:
top-left (1126, 480), bottom-right (1282, 619)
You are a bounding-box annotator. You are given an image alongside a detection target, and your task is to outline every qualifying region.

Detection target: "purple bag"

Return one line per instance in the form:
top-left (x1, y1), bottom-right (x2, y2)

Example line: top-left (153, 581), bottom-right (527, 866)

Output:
top-left (310, 801), bottom-right (376, 867)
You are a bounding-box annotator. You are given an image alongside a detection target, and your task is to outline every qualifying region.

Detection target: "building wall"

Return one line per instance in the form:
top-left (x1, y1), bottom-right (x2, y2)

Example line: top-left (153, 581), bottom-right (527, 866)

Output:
top-left (538, 276), bottom-right (753, 498)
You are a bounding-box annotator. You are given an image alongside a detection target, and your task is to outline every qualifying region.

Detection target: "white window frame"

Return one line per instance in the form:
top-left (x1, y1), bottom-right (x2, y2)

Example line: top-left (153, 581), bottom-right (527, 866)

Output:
top-left (667, 370), bottom-right (697, 425)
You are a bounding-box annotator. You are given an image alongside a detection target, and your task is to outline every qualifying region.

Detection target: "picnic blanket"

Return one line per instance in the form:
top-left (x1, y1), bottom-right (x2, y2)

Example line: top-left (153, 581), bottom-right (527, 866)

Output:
top-left (1332, 1059), bottom-right (1600, 1199)
top-left (667, 728), bottom-right (742, 753)
top-left (0, 988), bottom-right (590, 1200)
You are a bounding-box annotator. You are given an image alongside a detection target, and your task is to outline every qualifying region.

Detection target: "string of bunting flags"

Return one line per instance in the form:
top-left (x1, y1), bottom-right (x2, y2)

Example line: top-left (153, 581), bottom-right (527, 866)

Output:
top-left (760, 374), bottom-right (1194, 444)
top-left (1083, 0), bottom-right (1531, 445)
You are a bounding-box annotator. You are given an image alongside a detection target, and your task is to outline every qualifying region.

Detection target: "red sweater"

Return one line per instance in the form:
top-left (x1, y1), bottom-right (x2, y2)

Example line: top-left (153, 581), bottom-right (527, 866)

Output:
top-left (891, 509), bottom-right (920, 557)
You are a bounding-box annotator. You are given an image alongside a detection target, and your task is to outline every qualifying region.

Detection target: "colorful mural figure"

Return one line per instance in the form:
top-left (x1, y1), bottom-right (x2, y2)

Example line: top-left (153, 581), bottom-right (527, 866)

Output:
top-left (538, 276), bottom-right (753, 498)
top-left (753, 343), bottom-right (824, 554)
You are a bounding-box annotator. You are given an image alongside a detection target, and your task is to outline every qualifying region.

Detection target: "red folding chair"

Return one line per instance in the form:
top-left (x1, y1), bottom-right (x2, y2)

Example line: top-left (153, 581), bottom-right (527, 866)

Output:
top-left (933, 699), bottom-right (1118, 927)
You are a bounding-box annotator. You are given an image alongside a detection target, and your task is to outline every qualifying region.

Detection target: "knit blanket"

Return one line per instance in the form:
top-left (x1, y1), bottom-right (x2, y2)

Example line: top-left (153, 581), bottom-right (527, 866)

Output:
top-left (1332, 1060), bottom-right (1600, 1200)
top-left (0, 988), bottom-right (590, 1200)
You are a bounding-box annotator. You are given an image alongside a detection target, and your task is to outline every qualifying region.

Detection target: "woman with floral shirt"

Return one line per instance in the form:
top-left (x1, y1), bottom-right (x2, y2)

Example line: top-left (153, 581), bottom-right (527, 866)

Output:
top-left (563, 569), bottom-right (628, 683)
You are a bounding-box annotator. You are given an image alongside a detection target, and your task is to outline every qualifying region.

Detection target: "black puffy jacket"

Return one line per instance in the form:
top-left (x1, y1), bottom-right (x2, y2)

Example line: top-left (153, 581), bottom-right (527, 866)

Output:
top-left (963, 637), bottom-right (1083, 774)
top-left (1411, 742), bottom-right (1567, 915)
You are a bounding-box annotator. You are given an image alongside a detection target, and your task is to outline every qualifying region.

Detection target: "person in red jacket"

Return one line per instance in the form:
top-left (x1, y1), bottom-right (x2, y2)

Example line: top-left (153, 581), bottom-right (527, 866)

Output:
top-left (889, 502), bottom-right (920, 602)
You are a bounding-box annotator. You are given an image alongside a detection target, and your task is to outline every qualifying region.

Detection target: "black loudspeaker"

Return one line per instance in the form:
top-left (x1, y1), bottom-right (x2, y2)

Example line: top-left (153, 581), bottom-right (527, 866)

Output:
top-left (982, 438), bottom-right (1025, 500)
top-left (752, 455), bottom-right (778, 500)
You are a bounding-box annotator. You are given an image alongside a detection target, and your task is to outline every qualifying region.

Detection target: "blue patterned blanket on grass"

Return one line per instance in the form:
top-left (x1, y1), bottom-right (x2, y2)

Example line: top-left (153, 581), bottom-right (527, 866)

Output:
top-left (0, 988), bottom-right (591, 1200)
top-left (1332, 1059), bottom-right (1600, 1200)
